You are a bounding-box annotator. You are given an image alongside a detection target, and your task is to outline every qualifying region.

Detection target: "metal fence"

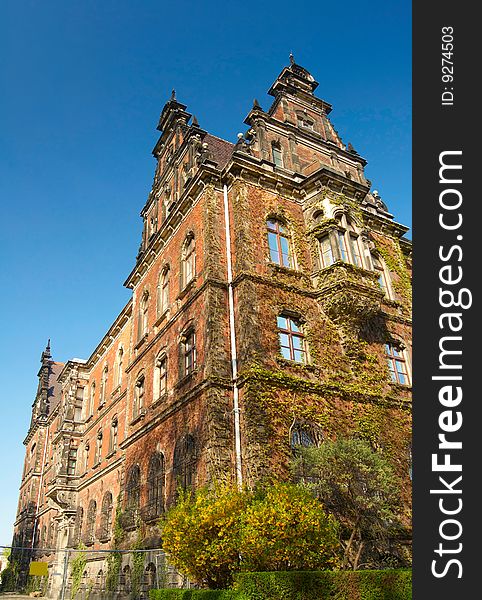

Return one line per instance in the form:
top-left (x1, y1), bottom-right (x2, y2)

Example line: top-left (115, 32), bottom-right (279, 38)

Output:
top-left (1, 545), bottom-right (193, 599)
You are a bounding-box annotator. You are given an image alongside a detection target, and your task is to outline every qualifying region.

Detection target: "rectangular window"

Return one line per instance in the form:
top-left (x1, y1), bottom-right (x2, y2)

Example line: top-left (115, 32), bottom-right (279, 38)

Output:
top-left (272, 146), bottom-right (283, 167)
top-left (267, 220), bottom-right (292, 267)
top-left (337, 231), bottom-right (348, 262)
top-left (67, 448), bottom-right (77, 476)
top-left (320, 236), bottom-right (334, 267)
top-left (184, 332), bottom-right (196, 376)
top-left (349, 234), bottom-right (362, 267)
top-left (385, 343), bottom-right (409, 385)
top-left (277, 316), bottom-right (306, 363)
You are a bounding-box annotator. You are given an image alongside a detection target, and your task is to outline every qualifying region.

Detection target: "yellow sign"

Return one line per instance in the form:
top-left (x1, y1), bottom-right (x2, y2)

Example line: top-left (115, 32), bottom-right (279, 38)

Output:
top-left (29, 561), bottom-right (49, 576)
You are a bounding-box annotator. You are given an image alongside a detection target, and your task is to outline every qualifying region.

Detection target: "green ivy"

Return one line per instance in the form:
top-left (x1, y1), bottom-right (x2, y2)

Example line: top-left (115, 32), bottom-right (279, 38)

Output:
top-left (70, 545), bottom-right (87, 600)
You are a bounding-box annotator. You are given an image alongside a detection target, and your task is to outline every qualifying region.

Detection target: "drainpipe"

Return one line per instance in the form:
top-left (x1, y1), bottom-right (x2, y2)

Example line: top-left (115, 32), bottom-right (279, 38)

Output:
top-left (223, 183), bottom-right (243, 487)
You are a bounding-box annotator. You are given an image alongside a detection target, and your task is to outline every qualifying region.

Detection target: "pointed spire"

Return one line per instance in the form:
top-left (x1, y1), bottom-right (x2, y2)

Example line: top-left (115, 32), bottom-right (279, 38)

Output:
top-left (253, 98), bottom-right (261, 109)
top-left (171, 89), bottom-right (176, 101)
top-left (192, 115), bottom-right (199, 127)
top-left (289, 52), bottom-right (295, 66)
top-left (42, 339), bottom-right (51, 361)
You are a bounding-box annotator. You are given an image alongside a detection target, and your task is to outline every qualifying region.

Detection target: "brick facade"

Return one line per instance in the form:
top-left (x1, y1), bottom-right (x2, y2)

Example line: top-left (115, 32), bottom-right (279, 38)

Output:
top-left (12, 59), bottom-right (412, 595)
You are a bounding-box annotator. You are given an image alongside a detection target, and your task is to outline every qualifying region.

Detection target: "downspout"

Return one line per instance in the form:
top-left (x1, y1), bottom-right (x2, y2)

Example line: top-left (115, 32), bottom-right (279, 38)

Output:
top-left (223, 183), bottom-right (243, 487)
top-left (31, 421), bottom-right (50, 550)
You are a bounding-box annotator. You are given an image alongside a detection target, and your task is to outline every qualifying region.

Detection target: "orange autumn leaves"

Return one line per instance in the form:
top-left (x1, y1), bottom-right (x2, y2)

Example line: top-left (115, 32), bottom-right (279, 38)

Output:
top-left (161, 483), bottom-right (339, 588)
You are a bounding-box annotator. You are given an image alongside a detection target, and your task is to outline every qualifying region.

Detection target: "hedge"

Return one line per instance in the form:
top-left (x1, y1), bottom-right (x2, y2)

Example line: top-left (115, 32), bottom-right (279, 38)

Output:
top-left (233, 570), bottom-right (412, 600)
top-left (149, 590), bottom-right (245, 599)
top-left (149, 570), bottom-right (412, 600)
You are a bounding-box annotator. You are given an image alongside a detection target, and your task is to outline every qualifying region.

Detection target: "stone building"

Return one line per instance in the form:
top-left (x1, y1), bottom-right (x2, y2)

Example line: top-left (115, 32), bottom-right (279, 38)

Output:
top-left (12, 58), bottom-right (412, 595)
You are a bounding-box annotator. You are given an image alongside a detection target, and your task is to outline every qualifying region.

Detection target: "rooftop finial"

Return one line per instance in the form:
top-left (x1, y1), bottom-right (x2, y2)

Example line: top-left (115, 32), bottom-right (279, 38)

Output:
top-left (192, 115), bottom-right (199, 127)
top-left (289, 52), bottom-right (295, 66)
top-left (171, 89), bottom-right (176, 101)
top-left (253, 98), bottom-right (261, 109)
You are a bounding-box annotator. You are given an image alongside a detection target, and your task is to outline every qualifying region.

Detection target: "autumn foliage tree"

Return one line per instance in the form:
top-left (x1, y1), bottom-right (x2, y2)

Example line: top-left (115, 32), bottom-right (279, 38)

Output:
top-left (239, 483), bottom-right (339, 572)
top-left (291, 437), bottom-right (402, 570)
top-left (161, 485), bottom-right (249, 589)
top-left (161, 483), bottom-right (340, 588)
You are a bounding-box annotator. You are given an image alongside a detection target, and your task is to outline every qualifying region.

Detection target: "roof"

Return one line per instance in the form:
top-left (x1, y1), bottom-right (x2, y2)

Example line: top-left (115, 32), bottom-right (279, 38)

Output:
top-left (204, 134), bottom-right (234, 170)
top-left (47, 361), bottom-right (65, 413)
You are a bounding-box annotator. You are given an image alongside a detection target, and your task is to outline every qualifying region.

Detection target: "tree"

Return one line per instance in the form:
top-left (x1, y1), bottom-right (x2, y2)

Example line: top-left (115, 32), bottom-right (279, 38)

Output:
top-left (161, 483), bottom-right (340, 588)
top-left (161, 485), bottom-right (250, 589)
top-left (239, 483), bottom-right (339, 572)
top-left (291, 437), bottom-right (402, 570)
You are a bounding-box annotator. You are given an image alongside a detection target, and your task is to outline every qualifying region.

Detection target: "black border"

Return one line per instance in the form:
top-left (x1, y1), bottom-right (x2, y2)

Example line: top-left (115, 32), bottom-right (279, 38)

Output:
top-left (413, 3), bottom-right (478, 596)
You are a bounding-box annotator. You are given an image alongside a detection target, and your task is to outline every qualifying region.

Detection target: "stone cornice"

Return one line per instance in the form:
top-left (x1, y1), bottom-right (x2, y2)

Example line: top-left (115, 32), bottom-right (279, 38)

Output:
top-left (85, 299), bottom-right (133, 368)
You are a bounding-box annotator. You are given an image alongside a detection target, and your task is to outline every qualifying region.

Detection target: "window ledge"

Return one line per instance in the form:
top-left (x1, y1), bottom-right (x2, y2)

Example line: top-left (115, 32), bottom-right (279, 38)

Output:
top-left (175, 369), bottom-right (198, 389)
top-left (98, 401), bottom-right (106, 412)
top-left (150, 393), bottom-right (168, 410)
top-left (276, 356), bottom-right (317, 371)
top-left (110, 386), bottom-right (121, 398)
top-left (177, 277), bottom-right (196, 300)
top-left (130, 410), bottom-right (146, 426)
top-left (268, 263), bottom-right (305, 277)
top-left (105, 450), bottom-right (116, 459)
top-left (389, 382), bottom-right (412, 392)
top-left (135, 332), bottom-right (149, 350)
top-left (154, 308), bottom-right (170, 328)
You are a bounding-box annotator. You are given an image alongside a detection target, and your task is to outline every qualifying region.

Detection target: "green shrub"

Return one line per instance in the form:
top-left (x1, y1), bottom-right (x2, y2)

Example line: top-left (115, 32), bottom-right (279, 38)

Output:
top-left (233, 569), bottom-right (412, 600)
top-left (149, 590), bottom-right (245, 599)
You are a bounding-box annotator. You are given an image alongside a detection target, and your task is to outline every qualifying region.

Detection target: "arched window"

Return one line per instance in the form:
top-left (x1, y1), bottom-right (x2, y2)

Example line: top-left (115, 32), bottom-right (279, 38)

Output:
top-left (133, 374), bottom-right (145, 418)
top-left (181, 330), bottom-right (196, 377)
top-left (290, 420), bottom-right (323, 450)
top-left (95, 570), bottom-right (105, 592)
top-left (181, 235), bottom-right (196, 287)
top-left (173, 434), bottom-right (196, 491)
top-left (385, 343), bottom-right (410, 385)
top-left (267, 220), bottom-right (293, 267)
top-left (153, 354), bottom-right (167, 402)
top-left (145, 563), bottom-right (157, 591)
top-left (125, 465), bottom-right (141, 526)
top-left (99, 492), bottom-right (113, 541)
top-left (100, 365), bottom-right (108, 407)
top-left (120, 565), bottom-right (131, 593)
top-left (85, 500), bottom-right (97, 545)
top-left (277, 315), bottom-right (306, 363)
top-left (73, 506), bottom-right (83, 545)
top-left (138, 291), bottom-right (149, 340)
top-left (157, 266), bottom-right (170, 316)
top-left (147, 453), bottom-right (165, 518)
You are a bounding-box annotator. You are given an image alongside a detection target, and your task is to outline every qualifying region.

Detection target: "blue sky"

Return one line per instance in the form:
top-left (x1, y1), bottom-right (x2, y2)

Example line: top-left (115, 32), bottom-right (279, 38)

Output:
top-left (0, 0), bottom-right (411, 546)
